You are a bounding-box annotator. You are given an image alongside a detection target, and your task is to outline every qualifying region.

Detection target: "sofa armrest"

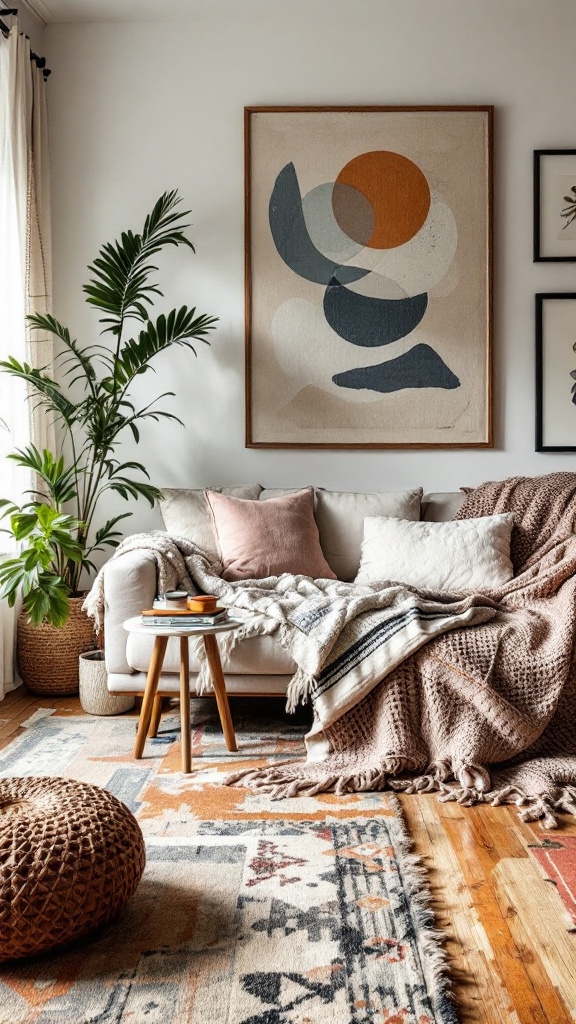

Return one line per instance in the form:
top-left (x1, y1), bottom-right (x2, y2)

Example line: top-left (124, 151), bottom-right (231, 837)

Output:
top-left (103, 550), bottom-right (157, 674)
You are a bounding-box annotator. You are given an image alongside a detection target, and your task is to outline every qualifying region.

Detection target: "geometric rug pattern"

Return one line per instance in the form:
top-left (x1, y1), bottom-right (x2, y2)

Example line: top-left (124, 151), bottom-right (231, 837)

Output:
top-left (0, 699), bottom-right (457, 1024)
top-left (529, 833), bottom-right (576, 928)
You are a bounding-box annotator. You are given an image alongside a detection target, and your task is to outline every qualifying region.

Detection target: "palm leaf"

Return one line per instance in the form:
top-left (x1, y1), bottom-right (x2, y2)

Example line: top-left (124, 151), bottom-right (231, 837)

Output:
top-left (109, 307), bottom-right (218, 391)
top-left (7, 446), bottom-right (77, 506)
top-left (27, 314), bottom-right (98, 387)
top-left (83, 190), bottom-right (197, 338)
top-left (0, 357), bottom-right (79, 429)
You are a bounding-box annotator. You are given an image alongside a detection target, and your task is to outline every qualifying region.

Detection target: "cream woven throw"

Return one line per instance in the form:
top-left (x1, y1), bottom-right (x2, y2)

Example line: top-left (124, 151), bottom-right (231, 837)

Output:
top-left (227, 473), bottom-right (576, 827)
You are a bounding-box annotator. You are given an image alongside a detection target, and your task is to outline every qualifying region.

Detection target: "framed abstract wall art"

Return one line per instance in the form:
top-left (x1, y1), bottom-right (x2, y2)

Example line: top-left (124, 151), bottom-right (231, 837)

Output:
top-left (534, 150), bottom-right (576, 262)
top-left (244, 105), bottom-right (493, 449)
top-left (535, 293), bottom-right (576, 452)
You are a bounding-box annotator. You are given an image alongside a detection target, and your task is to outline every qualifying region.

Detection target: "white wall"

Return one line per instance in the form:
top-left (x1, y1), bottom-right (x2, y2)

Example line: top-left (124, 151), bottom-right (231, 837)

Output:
top-left (17, 1), bottom-right (45, 47)
top-left (45, 0), bottom-right (576, 535)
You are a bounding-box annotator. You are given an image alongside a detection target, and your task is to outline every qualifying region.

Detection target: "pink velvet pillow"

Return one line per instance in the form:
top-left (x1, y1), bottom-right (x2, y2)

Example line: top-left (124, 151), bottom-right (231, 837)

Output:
top-left (205, 486), bottom-right (337, 582)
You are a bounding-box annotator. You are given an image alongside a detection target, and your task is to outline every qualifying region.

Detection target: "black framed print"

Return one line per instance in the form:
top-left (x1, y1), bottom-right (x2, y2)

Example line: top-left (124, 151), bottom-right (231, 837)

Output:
top-left (535, 293), bottom-right (576, 451)
top-left (534, 150), bottom-right (576, 261)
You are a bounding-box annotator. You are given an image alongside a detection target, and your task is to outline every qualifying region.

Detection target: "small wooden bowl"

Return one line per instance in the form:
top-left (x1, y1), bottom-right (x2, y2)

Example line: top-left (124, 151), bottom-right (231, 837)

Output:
top-left (187, 595), bottom-right (218, 613)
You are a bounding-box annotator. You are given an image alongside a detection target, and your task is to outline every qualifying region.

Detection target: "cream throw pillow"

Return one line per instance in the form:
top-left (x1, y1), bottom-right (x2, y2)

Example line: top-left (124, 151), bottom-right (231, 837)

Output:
top-left (356, 514), bottom-right (514, 591)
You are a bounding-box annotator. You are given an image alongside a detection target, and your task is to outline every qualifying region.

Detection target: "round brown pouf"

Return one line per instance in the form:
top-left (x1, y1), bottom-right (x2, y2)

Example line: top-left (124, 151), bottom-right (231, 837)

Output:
top-left (0, 776), bottom-right (146, 962)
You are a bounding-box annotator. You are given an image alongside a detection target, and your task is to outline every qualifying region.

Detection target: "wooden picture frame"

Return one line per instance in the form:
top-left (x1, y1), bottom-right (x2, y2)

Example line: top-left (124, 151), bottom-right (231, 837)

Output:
top-left (534, 150), bottom-right (576, 262)
top-left (245, 105), bottom-right (494, 449)
top-left (535, 293), bottom-right (576, 452)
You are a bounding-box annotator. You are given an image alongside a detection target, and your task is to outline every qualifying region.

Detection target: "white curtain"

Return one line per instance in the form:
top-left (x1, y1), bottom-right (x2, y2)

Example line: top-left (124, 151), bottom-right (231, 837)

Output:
top-left (0, 20), bottom-right (53, 698)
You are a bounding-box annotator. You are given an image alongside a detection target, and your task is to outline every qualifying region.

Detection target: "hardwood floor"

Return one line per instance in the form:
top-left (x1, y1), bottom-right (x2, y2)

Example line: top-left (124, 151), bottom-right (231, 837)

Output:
top-left (400, 795), bottom-right (576, 1023)
top-left (1, 685), bottom-right (575, 1023)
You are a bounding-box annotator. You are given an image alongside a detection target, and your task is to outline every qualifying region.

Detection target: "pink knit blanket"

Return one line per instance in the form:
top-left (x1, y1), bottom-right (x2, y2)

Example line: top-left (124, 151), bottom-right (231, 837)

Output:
top-left (229, 473), bottom-right (576, 827)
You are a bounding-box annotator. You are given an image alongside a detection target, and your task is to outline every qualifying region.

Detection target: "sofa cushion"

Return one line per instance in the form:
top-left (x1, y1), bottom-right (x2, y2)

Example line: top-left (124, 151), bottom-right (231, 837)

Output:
top-left (125, 630), bottom-right (297, 676)
top-left (421, 491), bottom-right (465, 522)
top-left (314, 488), bottom-right (422, 581)
top-left (355, 513), bottom-right (514, 592)
top-left (260, 487), bottom-right (422, 581)
top-left (206, 486), bottom-right (337, 582)
top-left (159, 485), bottom-right (263, 567)
top-left (259, 487), bottom-right (311, 501)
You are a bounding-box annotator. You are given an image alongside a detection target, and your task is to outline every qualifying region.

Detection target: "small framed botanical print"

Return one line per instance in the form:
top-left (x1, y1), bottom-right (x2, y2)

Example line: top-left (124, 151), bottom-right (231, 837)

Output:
top-left (534, 150), bottom-right (576, 261)
top-left (535, 293), bottom-right (576, 451)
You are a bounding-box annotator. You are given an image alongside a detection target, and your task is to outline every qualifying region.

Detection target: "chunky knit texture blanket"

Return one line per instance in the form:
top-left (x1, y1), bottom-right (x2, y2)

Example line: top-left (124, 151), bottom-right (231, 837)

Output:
top-left (227, 473), bottom-right (576, 827)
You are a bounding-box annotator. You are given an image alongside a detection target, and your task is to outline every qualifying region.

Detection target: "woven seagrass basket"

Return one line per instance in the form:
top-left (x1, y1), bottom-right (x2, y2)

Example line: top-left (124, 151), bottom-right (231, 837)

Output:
top-left (0, 776), bottom-right (145, 962)
top-left (79, 650), bottom-right (135, 715)
top-left (17, 596), bottom-right (97, 696)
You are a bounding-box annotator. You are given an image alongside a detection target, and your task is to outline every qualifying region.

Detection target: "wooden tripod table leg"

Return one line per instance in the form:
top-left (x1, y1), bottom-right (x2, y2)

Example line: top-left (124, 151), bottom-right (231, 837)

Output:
top-left (179, 635), bottom-right (191, 773)
top-left (148, 694), bottom-right (164, 738)
top-left (203, 633), bottom-right (237, 752)
top-left (134, 634), bottom-right (168, 759)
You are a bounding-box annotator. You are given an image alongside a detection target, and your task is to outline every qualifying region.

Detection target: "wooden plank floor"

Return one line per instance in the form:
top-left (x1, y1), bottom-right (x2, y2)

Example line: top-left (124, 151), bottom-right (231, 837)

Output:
top-left (1, 685), bottom-right (575, 1023)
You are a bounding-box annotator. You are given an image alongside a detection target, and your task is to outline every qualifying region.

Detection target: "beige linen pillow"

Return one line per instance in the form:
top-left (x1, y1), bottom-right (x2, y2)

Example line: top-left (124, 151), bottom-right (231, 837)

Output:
top-left (159, 485), bottom-right (263, 564)
top-left (355, 514), bottom-right (514, 591)
top-left (315, 488), bottom-right (423, 581)
top-left (205, 486), bottom-right (337, 582)
top-left (259, 487), bottom-right (422, 581)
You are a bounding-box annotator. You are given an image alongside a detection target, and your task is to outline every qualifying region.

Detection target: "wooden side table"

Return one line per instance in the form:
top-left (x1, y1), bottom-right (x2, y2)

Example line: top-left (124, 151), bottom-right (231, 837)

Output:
top-left (123, 617), bottom-right (239, 773)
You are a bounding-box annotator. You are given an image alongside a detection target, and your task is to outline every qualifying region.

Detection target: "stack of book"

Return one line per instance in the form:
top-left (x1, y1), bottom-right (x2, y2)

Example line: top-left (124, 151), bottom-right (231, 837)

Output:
top-left (140, 607), bottom-right (229, 627)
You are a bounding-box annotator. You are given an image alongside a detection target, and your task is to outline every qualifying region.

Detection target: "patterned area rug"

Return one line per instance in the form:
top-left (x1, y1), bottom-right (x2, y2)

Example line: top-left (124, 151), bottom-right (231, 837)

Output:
top-left (529, 833), bottom-right (576, 928)
top-left (0, 698), bottom-right (457, 1024)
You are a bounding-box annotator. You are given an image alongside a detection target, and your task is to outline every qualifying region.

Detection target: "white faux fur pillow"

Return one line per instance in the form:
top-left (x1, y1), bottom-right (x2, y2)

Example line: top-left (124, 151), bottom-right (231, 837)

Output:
top-left (355, 514), bottom-right (514, 592)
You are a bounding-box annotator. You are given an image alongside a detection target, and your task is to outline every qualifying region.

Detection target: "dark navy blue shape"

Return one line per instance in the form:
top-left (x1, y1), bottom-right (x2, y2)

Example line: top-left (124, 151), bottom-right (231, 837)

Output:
top-left (333, 343), bottom-right (461, 392)
top-left (324, 279), bottom-right (428, 347)
top-left (269, 163), bottom-right (367, 286)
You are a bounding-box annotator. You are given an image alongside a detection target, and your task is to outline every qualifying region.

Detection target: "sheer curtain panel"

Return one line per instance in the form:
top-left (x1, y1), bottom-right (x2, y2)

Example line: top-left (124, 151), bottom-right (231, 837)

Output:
top-left (0, 19), bottom-right (53, 698)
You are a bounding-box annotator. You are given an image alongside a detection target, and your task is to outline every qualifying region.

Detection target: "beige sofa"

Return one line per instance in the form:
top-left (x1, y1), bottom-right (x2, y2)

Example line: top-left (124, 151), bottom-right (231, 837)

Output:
top-left (104, 486), bottom-right (465, 699)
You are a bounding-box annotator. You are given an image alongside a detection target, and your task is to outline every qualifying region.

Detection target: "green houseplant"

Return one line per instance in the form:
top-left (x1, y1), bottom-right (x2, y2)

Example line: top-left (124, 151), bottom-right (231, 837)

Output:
top-left (0, 190), bottom-right (217, 691)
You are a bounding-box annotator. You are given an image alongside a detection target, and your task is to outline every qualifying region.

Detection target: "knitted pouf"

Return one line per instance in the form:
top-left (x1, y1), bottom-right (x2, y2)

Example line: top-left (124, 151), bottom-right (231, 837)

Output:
top-left (0, 776), bottom-right (146, 961)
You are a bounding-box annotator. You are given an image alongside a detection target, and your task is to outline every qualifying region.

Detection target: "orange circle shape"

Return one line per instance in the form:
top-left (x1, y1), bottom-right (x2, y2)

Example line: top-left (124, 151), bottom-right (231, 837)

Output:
top-left (334, 151), bottom-right (431, 250)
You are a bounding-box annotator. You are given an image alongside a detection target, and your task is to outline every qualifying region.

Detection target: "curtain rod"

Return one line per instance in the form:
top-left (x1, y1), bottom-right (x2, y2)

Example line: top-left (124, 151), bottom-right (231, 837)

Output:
top-left (0, 7), bottom-right (17, 35)
top-left (0, 8), bottom-right (51, 78)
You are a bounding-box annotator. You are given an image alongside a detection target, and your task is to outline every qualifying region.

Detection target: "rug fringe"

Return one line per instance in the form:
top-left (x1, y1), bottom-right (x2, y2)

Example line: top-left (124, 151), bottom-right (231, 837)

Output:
top-left (385, 793), bottom-right (458, 1020)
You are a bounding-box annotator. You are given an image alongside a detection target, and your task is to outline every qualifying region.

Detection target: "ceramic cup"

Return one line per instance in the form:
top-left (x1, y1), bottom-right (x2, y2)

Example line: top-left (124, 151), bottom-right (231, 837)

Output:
top-left (164, 590), bottom-right (189, 609)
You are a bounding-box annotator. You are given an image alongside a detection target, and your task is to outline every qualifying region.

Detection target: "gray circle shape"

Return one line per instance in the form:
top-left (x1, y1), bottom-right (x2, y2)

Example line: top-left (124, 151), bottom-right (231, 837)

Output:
top-left (332, 181), bottom-right (376, 247)
top-left (302, 182), bottom-right (368, 263)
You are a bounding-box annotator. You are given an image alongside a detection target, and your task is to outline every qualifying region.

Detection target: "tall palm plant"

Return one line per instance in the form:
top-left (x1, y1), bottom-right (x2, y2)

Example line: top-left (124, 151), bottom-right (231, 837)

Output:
top-left (0, 190), bottom-right (218, 625)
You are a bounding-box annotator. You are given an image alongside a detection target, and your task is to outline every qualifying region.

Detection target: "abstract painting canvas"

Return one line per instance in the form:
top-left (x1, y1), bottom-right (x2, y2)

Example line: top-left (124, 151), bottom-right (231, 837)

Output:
top-left (245, 106), bottom-right (493, 448)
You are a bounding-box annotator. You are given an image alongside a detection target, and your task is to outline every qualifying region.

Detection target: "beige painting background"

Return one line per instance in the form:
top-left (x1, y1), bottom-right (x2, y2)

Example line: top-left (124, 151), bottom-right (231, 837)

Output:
top-left (247, 108), bottom-right (491, 447)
